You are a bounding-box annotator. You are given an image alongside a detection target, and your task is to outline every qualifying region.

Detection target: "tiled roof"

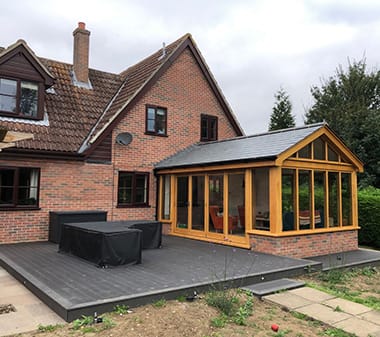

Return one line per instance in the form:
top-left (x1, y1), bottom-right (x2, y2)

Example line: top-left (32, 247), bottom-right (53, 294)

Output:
top-left (0, 33), bottom-right (243, 155)
top-left (86, 34), bottom-right (189, 145)
top-left (155, 123), bottom-right (326, 169)
top-left (0, 58), bottom-right (123, 152)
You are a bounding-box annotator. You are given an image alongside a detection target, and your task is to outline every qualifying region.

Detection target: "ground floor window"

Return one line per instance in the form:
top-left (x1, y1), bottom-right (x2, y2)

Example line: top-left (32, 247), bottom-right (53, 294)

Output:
top-left (282, 168), bottom-right (352, 231)
top-left (118, 171), bottom-right (149, 207)
top-left (0, 167), bottom-right (39, 208)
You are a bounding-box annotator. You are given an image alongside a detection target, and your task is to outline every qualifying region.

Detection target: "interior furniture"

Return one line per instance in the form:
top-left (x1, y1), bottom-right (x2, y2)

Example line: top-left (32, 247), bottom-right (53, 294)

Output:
top-left (49, 210), bottom-right (107, 243)
top-left (209, 205), bottom-right (238, 232)
top-left (237, 205), bottom-right (245, 227)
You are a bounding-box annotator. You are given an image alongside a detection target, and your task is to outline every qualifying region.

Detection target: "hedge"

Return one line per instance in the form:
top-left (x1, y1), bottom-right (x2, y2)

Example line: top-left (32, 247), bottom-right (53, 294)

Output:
top-left (358, 187), bottom-right (380, 249)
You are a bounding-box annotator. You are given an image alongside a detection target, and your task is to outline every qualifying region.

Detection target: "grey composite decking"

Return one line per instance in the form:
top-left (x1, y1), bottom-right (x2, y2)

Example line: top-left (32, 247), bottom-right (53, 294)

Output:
top-left (307, 248), bottom-right (380, 270)
top-left (0, 236), bottom-right (321, 321)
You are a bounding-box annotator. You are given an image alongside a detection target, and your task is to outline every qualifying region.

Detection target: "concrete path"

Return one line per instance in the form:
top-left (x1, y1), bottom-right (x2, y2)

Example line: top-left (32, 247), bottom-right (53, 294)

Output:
top-left (0, 267), bottom-right (65, 337)
top-left (265, 287), bottom-right (380, 337)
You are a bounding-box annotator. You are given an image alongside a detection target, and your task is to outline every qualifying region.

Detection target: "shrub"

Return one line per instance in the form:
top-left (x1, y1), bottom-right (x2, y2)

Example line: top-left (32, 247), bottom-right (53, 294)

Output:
top-left (358, 187), bottom-right (380, 249)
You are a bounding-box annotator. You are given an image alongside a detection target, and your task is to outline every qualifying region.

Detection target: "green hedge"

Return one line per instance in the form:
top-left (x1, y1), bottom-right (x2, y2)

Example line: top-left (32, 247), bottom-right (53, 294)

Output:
top-left (358, 187), bottom-right (380, 249)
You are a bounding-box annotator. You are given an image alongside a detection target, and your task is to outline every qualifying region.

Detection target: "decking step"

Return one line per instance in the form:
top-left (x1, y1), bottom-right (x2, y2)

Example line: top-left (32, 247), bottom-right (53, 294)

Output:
top-left (241, 278), bottom-right (305, 296)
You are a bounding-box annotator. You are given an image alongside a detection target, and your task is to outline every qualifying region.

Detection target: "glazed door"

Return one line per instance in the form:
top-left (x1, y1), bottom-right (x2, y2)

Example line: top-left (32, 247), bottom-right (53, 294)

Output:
top-left (176, 176), bottom-right (189, 230)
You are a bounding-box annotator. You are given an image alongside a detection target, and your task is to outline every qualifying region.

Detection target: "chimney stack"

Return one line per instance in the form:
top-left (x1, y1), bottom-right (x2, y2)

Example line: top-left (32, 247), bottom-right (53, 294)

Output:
top-left (73, 22), bottom-right (90, 84)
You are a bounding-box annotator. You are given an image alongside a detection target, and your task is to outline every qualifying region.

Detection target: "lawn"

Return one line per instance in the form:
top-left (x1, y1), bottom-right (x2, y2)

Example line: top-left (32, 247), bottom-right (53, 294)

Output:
top-left (7, 267), bottom-right (379, 337)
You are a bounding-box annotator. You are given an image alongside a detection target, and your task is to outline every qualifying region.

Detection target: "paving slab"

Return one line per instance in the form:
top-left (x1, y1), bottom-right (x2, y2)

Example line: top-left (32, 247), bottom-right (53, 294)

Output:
top-left (291, 286), bottom-right (335, 302)
top-left (296, 303), bottom-right (352, 325)
top-left (0, 267), bottom-right (65, 337)
top-left (359, 310), bottom-right (380, 325)
top-left (265, 292), bottom-right (313, 309)
top-left (241, 278), bottom-right (305, 296)
top-left (323, 298), bottom-right (372, 315)
top-left (334, 316), bottom-right (380, 337)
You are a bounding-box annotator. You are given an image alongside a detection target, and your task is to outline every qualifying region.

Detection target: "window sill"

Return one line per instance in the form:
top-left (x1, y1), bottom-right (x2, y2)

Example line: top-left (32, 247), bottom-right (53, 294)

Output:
top-left (247, 225), bottom-right (360, 237)
top-left (145, 132), bottom-right (168, 137)
top-left (117, 204), bottom-right (151, 209)
top-left (0, 207), bottom-right (41, 211)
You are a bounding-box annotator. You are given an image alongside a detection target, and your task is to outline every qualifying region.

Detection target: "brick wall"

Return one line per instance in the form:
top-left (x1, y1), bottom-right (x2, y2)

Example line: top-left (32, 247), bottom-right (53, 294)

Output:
top-left (0, 47), bottom-right (239, 243)
top-left (249, 230), bottom-right (358, 258)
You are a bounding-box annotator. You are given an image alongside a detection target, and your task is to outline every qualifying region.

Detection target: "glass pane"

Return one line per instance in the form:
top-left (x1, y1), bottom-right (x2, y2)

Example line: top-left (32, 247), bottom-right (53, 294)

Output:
top-left (313, 138), bottom-right (325, 160)
top-left (162, 175), bottom-right (171, 220)
top-left (20, 81), bottom-right (38, 117)
top-left (147, 108), bottom-right (155, 119)
top-left (228, 173), bottom-right (244, 235)
top-left (298, 144), bottom-right (311, 158)
top-left (0, 169), bottom-right (14, 205)
top-left (328, 145), bottom-right (339, 161)
top-left (201, 118), bottom-right (208, 139)
top-left (177, 176), bottom-right (189, 229)
top-left (314, 171), bottom-right (325, 228)
top-left (191, 176), bottom-right (205, 231)
top-left (18, 168), bottom-right (39, 204)
top-left (0, 95), bottom-right (16, 112)
top-left (209, 174), bottom-right (224, 232)
top-left (299, 170), bottom-right (311, 230)
top-left (0, 78), bottom-right (17, 95)
top-left (156, 111), bottom-right (166, 135)
top-left (253, 168), bottom-right (270, 231)
top-left (118, 173), bottom-right (132, 204)
top-left (209, 118), bottom-right (217, 140)
top-left (341, 173), bottom-right (352, 226)
top-left (147, 119), bottom-right (155, 132)
top-left (282, 169), bottom-right (295, 231)
top-left (328, 172), bottom-right (339, 226)
top-left (135, 175), bottom-right (147, 203)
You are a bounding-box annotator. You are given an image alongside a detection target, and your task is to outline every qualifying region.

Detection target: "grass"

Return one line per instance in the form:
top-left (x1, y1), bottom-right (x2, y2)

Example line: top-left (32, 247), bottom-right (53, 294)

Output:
top-left (71, 314), bottom-right (115, 333)
top-left (305, 266), bottom-right (380, 311)
top-left (205, 289), bottom-right (254, 326)
top-left (37, 324), bottom-right (64, 332)
top-left (152, 298), bottom-right (166, 308)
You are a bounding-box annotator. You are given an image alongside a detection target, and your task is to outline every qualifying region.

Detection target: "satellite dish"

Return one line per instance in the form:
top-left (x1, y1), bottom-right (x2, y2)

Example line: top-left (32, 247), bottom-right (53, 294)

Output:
top-left (116, 132), bottom-right (133, 145)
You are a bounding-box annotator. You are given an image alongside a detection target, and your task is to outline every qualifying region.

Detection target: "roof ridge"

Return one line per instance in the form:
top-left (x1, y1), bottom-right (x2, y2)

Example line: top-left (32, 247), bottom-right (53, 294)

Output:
top-left (85, 33), bottom-right (191, 147)
top-left (119, 33), bottom-right (190, 77)
top-left (197, 122), bottom-right (327, 147)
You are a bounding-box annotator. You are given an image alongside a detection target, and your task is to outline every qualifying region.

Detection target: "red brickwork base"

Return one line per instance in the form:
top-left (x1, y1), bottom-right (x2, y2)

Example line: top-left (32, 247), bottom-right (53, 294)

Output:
top-left (249, 230), bottom-right (358, 258)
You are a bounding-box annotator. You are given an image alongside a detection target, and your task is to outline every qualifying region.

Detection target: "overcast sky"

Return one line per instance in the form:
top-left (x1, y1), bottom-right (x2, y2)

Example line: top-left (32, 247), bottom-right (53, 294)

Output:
top-left (2, 0), bottom-right (380, 134)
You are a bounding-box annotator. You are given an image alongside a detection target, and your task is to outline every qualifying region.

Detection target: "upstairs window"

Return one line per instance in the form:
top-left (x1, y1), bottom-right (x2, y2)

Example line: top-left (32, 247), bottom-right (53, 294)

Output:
top-left (201, 114), bottom-right (218, 141)
top-left (146, 105), bottom-right (167, 136)
top-left (0, 78), bottom-right (40, 119)
top-left (118, 171), bottom-right (149, 207)
top-left (0, 167), bottom-right (40, 209)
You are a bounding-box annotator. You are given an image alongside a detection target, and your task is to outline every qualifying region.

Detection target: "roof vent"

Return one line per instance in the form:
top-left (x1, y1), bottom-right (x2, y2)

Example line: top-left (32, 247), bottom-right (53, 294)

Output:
top-left (116, 132), bottom-right (133, 145)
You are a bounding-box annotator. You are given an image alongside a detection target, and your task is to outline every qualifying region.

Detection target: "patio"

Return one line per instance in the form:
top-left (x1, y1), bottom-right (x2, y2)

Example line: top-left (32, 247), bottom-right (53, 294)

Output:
top-left (0, 235), bottom-right (321, 322)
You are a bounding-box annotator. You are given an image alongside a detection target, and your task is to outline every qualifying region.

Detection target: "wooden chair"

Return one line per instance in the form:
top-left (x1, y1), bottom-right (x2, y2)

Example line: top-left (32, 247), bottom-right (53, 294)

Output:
top-left (209, 205), bottom-right (237, 232)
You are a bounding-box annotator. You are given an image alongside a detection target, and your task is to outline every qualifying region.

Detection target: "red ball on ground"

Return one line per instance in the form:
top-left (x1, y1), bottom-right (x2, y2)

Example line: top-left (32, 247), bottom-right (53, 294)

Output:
top-left (271, 323), bottom-right (279, 332)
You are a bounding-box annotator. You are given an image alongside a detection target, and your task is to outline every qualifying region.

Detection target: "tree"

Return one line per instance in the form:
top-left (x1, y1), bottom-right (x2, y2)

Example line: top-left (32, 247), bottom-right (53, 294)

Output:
top-left (305, 59), bottom-right (380, 187)
top-left (269, 87), bottom-right (296, 131)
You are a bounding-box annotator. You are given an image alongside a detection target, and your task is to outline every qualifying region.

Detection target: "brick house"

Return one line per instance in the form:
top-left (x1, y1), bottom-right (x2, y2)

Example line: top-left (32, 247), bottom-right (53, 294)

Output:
top-left (0, 23), bottom-right (363, 258)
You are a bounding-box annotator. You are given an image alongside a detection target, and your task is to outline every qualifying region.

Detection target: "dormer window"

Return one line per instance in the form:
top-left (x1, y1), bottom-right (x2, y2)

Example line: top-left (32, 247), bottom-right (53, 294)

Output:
top-left (0, 78), bottom-right (40, 119)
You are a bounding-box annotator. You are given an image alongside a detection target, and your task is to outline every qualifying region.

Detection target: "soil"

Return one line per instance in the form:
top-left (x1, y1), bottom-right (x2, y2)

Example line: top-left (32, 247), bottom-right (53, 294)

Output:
top-left (13, 295), bottom-right (333, 337)
top-left (0, 304), bottom-right (16, 315)
top-left (8, 268), bottom-right (379, 337)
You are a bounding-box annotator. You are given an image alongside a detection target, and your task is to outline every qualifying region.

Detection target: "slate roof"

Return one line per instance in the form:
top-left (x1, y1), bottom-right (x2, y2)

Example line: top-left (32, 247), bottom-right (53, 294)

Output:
top-left (155, 123), bottom-right (326, 169)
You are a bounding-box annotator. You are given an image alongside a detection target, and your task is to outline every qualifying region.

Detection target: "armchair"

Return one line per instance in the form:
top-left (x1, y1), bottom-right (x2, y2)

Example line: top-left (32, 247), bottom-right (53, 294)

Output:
top-left (209, 205), bottom-right (237, 232)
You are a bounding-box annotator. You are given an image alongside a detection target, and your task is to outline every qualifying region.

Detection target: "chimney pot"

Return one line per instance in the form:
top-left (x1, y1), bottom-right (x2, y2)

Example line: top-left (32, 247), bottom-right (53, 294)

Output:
top-left (78, 22), bottom-right (86, 30)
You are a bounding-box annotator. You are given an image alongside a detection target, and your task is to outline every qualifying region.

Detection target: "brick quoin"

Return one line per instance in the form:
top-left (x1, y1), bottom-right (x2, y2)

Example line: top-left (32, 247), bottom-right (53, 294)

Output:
top-left (0, 47), bottom-right (239, 243)
top-left (249, 230), bottom-right (358, 258)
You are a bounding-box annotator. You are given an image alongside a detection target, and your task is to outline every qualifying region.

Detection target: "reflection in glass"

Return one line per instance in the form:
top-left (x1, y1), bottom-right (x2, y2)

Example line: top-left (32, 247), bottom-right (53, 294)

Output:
top-left (328, 172), bottom-right (339, 226)
top-left (228, 173), bottom-right (244, 236)
top-left (191, 176), bottom-right (205, 231)
top-left (314, 171), bottom-right (325, 228)
top-left (282, 169), bottom-right (295, 231)
top-left (299, 170), bottom-right (311, 230)
top-left (341, 173), bottom-right (352, 226)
